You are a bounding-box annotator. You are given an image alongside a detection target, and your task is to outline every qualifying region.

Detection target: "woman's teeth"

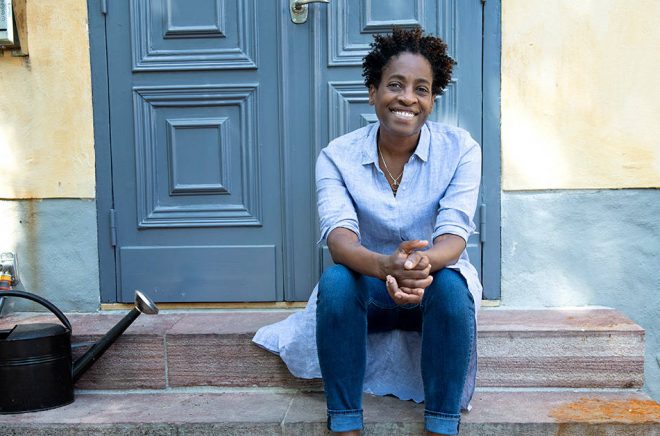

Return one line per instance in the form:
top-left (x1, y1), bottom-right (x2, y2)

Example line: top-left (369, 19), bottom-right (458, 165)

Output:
top-left (392, 110), bottom-right (415, 118)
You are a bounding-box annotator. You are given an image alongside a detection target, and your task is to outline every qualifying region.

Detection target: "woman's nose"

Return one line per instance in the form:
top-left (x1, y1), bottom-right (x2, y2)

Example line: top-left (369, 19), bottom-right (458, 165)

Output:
top-left (398, 87), bottom-right (415, 105)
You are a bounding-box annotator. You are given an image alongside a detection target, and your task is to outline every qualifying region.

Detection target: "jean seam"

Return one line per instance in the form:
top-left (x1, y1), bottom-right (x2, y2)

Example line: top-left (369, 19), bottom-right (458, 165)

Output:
top-left (368, 296), bottom-right (398, 310)
top-left (327, 408), bottom-right (362, 415)
top-left (424, 410), bottom-right (461, 420)
top-left (456, 301), bottom-right (476, 411)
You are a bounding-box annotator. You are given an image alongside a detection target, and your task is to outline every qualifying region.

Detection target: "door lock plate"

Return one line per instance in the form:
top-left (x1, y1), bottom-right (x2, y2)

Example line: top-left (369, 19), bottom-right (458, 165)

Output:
top-left (290, 0), bottom-right (329, 24)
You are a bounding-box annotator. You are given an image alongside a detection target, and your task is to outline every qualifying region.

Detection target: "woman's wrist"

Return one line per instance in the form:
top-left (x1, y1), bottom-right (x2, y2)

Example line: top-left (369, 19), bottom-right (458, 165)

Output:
top-left (374, 252), bottom-right (390, 280)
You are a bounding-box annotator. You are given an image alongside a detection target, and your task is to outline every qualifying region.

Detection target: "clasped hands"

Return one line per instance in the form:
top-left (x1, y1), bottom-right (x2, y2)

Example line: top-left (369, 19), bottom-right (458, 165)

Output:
top-left (381, 240), bottom-right (432, 305)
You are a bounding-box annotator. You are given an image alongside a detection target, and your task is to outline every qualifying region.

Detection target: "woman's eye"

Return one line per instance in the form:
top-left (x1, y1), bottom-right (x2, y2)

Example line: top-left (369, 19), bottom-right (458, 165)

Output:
top-left (387, 82), bottom-right (402, 89)
top-left (417, 87), bottom-right (429, 94)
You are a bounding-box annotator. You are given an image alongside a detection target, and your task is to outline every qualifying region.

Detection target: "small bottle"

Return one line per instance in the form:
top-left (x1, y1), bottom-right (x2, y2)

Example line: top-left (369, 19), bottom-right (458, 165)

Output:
top-left (0, 268), bottom-right (11, 291)
top-left (0, 267), bottom-right (10, 314)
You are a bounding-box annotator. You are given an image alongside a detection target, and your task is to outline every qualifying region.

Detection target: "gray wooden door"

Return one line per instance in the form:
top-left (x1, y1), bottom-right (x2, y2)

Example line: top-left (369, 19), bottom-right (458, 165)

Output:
top-left (103, 0), bottom-right (485, 303)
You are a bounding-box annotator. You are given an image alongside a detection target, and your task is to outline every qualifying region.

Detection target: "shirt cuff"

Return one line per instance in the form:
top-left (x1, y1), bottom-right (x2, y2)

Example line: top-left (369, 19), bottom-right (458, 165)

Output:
top-left (432, 224), bottom-right (470, 243)
top-left (317, 222), bottom-right (361, 245)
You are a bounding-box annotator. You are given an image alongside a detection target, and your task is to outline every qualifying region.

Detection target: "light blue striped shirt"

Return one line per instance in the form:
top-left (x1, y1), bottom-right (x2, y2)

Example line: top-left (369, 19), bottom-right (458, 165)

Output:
top-left (317, 120), bottom-right (482, 298)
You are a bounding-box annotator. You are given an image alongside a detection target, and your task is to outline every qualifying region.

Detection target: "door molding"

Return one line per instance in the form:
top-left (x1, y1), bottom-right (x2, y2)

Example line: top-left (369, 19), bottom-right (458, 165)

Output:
top-left (482, 0), bottom-right (502, 299)
top-left (87, 0), bottom-right (117, 303)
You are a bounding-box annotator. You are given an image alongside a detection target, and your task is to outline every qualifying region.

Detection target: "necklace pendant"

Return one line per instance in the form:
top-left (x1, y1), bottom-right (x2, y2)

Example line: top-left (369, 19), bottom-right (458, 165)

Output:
top-left (393, 180), bottom-right (399, 187)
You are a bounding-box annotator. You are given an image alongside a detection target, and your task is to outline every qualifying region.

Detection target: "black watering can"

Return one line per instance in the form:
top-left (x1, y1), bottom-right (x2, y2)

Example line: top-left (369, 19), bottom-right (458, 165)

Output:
top-left (0, 290), bottom-right (159, 414)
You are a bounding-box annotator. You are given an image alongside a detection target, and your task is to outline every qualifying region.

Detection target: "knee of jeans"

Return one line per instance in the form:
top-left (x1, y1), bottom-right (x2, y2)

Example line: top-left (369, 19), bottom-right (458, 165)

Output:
top-left (422, 268), bottom-right (473, 318)
top-left (318, 265), bottom-right (366, 311)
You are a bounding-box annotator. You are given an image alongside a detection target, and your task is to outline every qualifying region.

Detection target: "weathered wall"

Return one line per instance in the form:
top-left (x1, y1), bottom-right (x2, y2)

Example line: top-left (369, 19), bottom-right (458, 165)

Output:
top-left (0, 199), bottom-right (100, 311)
top-left (502, 0), bottom-right (660, 190)
top-left (501, 0), bottom-right (660, 400)
top-left (0, 0), bottom-right (95, 198)
top-left (0, 1), bottom-right (98, 310)
top-left (501, 191), bottom-right (660, 399)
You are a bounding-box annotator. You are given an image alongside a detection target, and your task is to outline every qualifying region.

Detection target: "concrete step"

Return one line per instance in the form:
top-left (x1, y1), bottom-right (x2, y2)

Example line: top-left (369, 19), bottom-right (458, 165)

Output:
top-left (0, 390), bottom-right (658, 435)
top-left (0, 308), bottom-right (645, 391)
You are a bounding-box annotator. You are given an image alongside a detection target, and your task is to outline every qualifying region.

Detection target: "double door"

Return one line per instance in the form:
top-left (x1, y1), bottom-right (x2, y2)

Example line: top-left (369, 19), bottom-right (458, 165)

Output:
top-left (103, 0), bottom-right (484, 302)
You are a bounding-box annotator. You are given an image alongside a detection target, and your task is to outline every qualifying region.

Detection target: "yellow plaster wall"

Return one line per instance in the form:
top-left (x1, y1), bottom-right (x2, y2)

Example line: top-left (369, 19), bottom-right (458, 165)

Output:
top-left (502, 0), bottom-right (660, 190)
top-left (0, 0), bottom-right (94, 198)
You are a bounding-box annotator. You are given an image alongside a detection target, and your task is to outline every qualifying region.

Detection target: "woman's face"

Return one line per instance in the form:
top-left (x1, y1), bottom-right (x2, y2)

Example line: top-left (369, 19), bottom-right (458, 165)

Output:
top-left (369, 52), bottom-right (435, 141)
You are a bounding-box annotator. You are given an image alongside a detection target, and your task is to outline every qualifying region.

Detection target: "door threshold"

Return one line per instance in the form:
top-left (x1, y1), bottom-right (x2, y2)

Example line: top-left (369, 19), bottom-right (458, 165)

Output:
top-left (101, 301), bottom-right (307, 311)
top-left (103, 299), bottom-right (500, 311)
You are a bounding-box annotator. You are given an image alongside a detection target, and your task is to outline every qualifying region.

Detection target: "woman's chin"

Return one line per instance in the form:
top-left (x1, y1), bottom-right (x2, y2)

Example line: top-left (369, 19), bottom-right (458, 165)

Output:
top-left (381, 125), bottom-right (423, 140)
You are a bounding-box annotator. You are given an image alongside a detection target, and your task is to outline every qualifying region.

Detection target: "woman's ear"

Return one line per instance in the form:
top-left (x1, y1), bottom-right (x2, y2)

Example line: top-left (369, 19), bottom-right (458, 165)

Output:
top-left (368, 85), bottom-right (376, 105)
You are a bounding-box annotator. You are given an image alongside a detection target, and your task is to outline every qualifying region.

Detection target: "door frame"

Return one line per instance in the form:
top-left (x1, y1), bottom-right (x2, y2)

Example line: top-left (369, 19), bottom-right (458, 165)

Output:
top-left (481, 0), bottom-right (501, 300)
top-left (88, 0), bottom-right (502, 303)
top-left (88, 0), bottom-right (116, 303)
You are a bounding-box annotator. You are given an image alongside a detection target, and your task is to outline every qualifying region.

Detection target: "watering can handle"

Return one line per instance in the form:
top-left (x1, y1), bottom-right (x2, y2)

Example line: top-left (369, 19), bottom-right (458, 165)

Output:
top-left (1, 290), bottom-right (72, 331)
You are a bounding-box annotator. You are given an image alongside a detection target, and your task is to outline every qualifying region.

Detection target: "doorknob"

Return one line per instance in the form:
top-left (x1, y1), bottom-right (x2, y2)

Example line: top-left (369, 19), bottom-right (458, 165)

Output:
top-left (290, 0), bottom-right (329, 24)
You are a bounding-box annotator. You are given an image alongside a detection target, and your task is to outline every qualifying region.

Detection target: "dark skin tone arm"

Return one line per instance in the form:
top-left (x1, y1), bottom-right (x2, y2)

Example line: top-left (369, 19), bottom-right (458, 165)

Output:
top-left (327, 227), bottom-right (466, 305)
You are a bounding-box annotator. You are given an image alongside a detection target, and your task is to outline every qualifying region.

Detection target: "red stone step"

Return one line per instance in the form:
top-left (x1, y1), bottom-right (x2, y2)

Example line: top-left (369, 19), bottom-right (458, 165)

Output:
top-left (0, 308), bottom-right (645, 391)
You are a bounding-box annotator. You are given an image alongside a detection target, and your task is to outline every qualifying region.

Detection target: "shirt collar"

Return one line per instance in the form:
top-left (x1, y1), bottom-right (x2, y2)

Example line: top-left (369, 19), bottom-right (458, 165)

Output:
top-left (361, 122), bottom-right (431, 165)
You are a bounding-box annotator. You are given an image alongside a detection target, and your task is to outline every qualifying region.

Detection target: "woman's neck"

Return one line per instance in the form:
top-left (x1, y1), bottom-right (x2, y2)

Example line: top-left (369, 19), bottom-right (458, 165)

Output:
top-left (377, 129), bottom-right (420, 160)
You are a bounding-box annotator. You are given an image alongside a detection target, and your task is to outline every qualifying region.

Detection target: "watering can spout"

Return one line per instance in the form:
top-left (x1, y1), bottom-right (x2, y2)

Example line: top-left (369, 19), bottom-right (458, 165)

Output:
top-left (72, 290), bottom-right (159, 382)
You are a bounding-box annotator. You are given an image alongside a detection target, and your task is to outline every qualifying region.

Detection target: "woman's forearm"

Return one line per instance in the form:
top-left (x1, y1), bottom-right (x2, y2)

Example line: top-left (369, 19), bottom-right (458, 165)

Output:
top-left (426, 234), bottom-right (466, 273)
top-left (327, 227), bottom-right (388, 279)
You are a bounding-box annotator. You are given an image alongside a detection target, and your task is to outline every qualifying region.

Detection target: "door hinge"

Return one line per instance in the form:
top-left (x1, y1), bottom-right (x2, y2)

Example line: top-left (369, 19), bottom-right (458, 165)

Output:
top-left (101, 0), bottom-right (107, 15)
top-left (479, 203), bottom-right (486, 243)
top-left (109, 209), bottom-right (117, 247)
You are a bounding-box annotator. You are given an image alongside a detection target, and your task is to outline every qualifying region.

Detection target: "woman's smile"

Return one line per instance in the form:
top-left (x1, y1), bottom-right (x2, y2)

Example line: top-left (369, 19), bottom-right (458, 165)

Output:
top-left (391, 109), bottom-right (417, 119)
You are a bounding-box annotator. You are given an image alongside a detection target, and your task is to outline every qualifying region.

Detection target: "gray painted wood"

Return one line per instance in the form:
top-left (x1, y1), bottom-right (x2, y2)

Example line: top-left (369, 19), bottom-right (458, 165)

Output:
top-left (97, 0), bottom-right (496, 302)
top-left (106, 0), bottom-right (283, 302)
top-left (119, 245), bottom-right (277, 301)
top-left (88, 0), bottom-right (117, 303)
top-left (482, 0), bottom-right (502, 300)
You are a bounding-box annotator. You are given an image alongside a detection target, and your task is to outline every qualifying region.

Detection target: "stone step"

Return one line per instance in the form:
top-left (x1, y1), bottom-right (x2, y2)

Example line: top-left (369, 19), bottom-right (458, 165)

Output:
top-left (0, 390), bottom-right (658, 435)
top-left (0, 308), bottom-right (645, 391)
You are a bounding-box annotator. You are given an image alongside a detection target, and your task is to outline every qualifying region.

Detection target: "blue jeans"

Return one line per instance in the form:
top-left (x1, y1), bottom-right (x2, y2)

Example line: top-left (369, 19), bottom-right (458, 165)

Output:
top-left (316, 265), bottom-right (475, 434)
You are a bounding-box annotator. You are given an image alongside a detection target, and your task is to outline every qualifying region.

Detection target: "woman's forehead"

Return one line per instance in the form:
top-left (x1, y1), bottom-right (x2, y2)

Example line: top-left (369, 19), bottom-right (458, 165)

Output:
top-left (382, 52), bottom-right (433, 80)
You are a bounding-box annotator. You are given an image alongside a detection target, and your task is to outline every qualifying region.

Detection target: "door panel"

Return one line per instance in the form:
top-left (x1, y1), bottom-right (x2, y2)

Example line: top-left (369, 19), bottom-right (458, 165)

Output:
top-left (132, 85), bottom-right (262, 228)
top-left (107, 0), bottom-right (282, 302)
top-left (119, 245), bottom-right (276, 300)
top-left (104, 0), bottom-right (485, 302)
top-left (131, 0), bottom-right (257, 70)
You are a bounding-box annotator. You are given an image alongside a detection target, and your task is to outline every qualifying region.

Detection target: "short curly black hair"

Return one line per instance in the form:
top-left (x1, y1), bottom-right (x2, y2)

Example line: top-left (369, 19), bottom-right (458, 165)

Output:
top-left (362, 27), bottom-right (454, 96)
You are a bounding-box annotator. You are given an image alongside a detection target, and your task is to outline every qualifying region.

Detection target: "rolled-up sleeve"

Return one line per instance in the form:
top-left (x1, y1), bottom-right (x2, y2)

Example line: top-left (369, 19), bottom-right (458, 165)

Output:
top-left (316, 148), bottom-right (361, 244)
top-left (432, 134), bottom-right (482, 243)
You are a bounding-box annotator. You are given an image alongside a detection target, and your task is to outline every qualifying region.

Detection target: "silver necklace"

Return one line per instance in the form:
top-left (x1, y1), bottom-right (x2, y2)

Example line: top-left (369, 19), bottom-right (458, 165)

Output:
top-left (378, 145), bottom-right (404, 192)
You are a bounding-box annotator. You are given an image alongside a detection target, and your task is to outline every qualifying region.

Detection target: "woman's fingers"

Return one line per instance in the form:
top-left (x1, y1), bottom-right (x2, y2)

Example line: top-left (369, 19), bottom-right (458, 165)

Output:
top-left (398, 239), bottom-right (428, 255)
top-left (394, 292), bottom-right (422, 305)
top-left (404, 252), bottom-right (431, 270)
top-left (397, 265), bottom-right (432, 280)
top-left (386, 276), bottom-right (423, 305)
top-left (385, 275), bottom-right (400, 301)
top-left (400, 287), bottom-right (425, 297)
top-left (400, 280), bottom-right (432, 289)
top-left (399, 271), bottom-right (433, 287)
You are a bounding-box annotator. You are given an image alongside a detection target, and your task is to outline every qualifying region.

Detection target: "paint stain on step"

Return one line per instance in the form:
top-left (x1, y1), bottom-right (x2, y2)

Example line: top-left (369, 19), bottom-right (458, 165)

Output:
top-left (550, 398), bottom-right (660, 424)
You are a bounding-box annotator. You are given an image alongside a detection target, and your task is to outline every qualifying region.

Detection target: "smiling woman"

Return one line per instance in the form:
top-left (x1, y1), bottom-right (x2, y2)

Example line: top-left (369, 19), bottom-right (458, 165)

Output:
top-left (254, 27), bottom-right (482, 436)
top-left (368, 52), bottom-right (436, 195)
